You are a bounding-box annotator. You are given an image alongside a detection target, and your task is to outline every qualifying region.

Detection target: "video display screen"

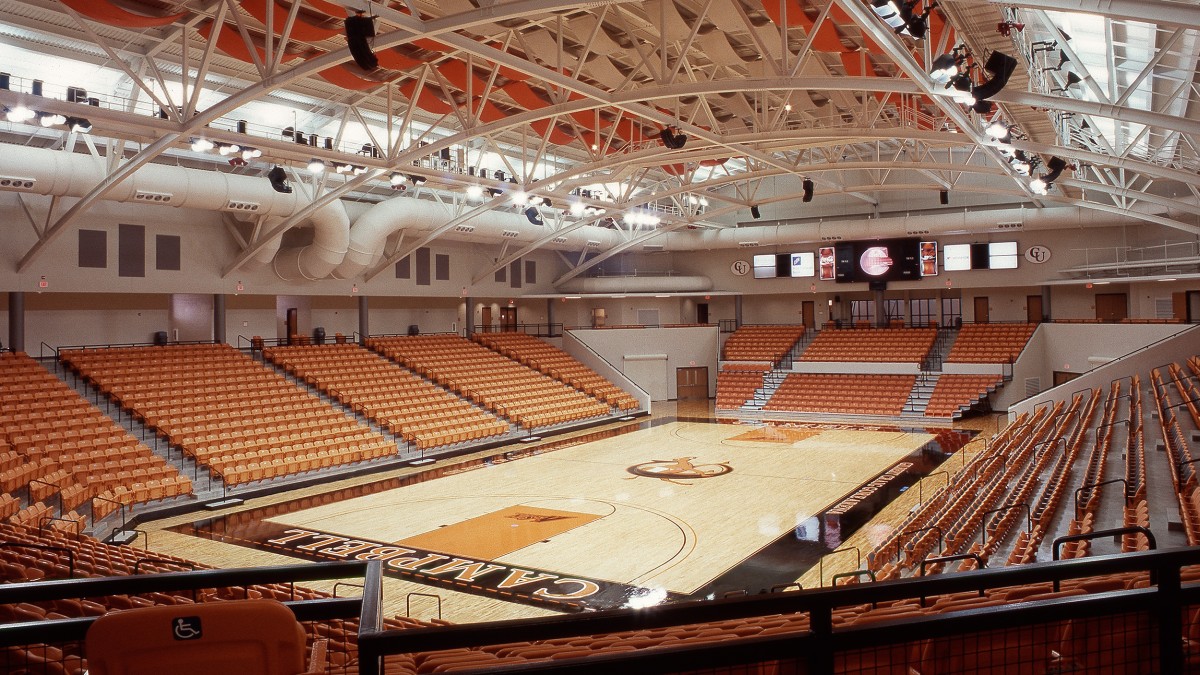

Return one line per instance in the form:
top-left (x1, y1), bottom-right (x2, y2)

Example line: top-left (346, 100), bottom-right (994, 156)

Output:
top-left (834, 238), bottom-right (921, 283)
top-left (753, 252), bottom-right (816, 278)
top-left (942, 242), bottom-right (1019, 270)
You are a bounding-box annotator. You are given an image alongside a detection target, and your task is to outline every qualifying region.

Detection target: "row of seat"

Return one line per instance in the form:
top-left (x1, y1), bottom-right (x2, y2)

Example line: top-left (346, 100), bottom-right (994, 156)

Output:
top-left (472, 332), bottom-right (640, 410)
top-left (923, 374), bottom-right (1003, 417)
top-left (60, 344), bottom-right (393, 488)
top-left (763, 373), bottom-right (915, 416)
top-left (799, 327), bottom-right (937, 363)
top-left (262, 343), bottom-right (510, 451)
top-left (0, 352), bottom-right (193, 530)
top-left (714, 369), bottom-right (766, 409)
top-left (368, 335), bottom-right (614, 429)
top-left (720, 325), bottom-right (806, 364)
top-left (944, 323), bottom-right (1037, 363)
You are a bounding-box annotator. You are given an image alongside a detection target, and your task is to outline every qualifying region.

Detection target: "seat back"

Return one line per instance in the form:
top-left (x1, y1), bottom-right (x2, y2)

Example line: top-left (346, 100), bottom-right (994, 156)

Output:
top-left (85, 599), bottom-right (307, 675)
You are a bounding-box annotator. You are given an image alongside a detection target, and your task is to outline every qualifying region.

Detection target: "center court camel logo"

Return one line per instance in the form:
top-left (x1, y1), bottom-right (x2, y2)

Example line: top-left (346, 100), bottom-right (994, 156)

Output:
top-left (626, 456), bottom-right (733, 484)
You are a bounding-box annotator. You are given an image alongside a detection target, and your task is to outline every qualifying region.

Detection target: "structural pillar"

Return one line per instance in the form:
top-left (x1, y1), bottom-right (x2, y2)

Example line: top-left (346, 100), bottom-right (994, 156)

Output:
top-left (1041, 285), bottom-right (1052, 321)
top-left (8, 292), bottom-right (24, 353)
top-left (734, 295), bottom-right (743, 329)
top-left (874, 288), bottom-right (886, 327)
top-left (546, 298), bottom-right (556, 334)
top-left (358, 295), bottom-right (369, 344)
top-left (465, 296), bottom-right (475, 335)
top-left (213, 294), bottom-right (226, 344)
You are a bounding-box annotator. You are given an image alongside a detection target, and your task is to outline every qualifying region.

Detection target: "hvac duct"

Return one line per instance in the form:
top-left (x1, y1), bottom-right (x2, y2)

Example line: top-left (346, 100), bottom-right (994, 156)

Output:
top-left (334, 196), bottom-right (625, 279)
top-left (657, 205), bottom-right (1163, 250)
top-left (0, 144), bottom-right (349, 280)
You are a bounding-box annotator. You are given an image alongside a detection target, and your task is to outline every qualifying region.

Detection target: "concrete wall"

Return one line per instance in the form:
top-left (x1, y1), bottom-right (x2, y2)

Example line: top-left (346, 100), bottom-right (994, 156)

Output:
top-left (569, 326), bottom-right (719, 401)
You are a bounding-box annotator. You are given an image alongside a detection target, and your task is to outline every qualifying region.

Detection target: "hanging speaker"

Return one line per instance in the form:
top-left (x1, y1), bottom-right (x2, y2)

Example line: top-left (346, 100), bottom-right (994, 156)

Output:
top-left (939, 190), bottom-right (949, 205)
top-left (750, 205), bottom-right (761, 219)
top-left (344, 11), bottom-right (379, 70)
top-left (801, 179), bottom-right (814, 203)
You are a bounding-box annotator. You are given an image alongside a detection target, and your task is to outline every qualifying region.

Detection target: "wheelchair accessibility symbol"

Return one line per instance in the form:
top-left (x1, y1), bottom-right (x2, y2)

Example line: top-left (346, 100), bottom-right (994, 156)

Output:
top-left (173, 616), bottom-right (202, 640)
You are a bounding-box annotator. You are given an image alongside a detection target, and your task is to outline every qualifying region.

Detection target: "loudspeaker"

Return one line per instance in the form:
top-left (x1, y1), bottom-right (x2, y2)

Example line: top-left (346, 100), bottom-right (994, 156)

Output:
top-left (344, 12), bottom-right (379, 70)
top-left (939, 190), bottom-right (949, 205)
top-left (801, 178), bottom-right (814, 203)
top-left (267, 166), bottom-right (292, 194)
top-left (750, 205), bottom-right (761, 219)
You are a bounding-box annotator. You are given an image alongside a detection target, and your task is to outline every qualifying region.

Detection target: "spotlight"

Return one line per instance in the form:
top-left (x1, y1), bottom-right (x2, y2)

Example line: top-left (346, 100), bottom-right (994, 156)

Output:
top-left (1029, 177), bottom-right (1048, 194)
top-left (39, 113), bottom-right (66, 127)
top-left (307, 158), bottom-right (326, 173)
top-left (802, 178), bottom-right (814, 203)
top-left (929, 54), bottom-right (959, 84)
top-left (191, 137), bottom-right (215, 152)
top-left (659, 127), bottom-right (687, 149)
top-left (267, 166), bottom-right (292, 194)
top-left (466, 184), bottom-right (484, 199)
top-left (352, 165), bottom-right (369, 176)
top-left (529, 195), bottom-right (544, 206)
top-left (66, 117), bottom-right (91, 133)
top-left (511, 191), bottom-right (528, 205)
top-left (750, 205), bottom-right (761, 219)
top-left (241, 147), bottom-right (262, 160)
top-left (970, 51), bottom-right (1018, 102)
top-left (487, 187), bottom-right (504, 197)
top-left (6, 105), bottom-right (35, 122)
top-left (570, 201), bottom-right (585, 216)
top-left (1041, 156), bottom-right (1068, 184)
top-left (1051, 72), bottom-right (1082, 93)
top-left (217, 143), bottom-right (237, 156)
top-left (525, 206), bottom-right (544, 226)
top-left (408, 174), bottom-right (426, 184)
top-left (997, 21), bottom-right (1024, 37)
top-left (985, 121), bottom-right (1012, 142)
top-left (389, 172), bottom-right (405, 187)
top-left (335, 162), bottom-right (353, 174)
top-left (871, 0), bottom-right (908, 33)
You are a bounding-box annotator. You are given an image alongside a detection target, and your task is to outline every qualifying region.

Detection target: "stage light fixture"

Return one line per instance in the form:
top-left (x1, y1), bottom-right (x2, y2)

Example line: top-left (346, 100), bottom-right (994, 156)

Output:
top-left (389, 172), bottom-right (405, 187)
top-left (1051, 72), bottom-right (1082, 93)
top-left (929, 54), bottom-right (957, 83)
top-left (307, 158), bottom-right (326, 173)
top-left (352, 165), bottom-right (369, 176)
top-left (39, 112), bottom-right (66, 127)
top-left (570, 201), bottom-right (585, 216)
top-left (659, 127), bottom-right (687, 149)
top-left (191, 137), bottom-right (214, 152)
top-left (267, 166), bottom-right (292, 194)
top-left (408, 174), bottom-right (427, 185)
top-left (6, 105), bottom-right (34, 122)
top-left (66, 117), bottom-right (91, 133)
top-left (970, 51), bottom-right (1018, 102)
top-left (525, 207), bottom-right (544, 226)
top-left (466, 184), bottom-right (484, 199)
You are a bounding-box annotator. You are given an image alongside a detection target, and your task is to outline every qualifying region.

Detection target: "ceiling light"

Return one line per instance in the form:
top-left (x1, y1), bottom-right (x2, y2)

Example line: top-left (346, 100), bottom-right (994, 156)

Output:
top-left (466, 184), bottom-right (484, 199)
top-left (985, 121), bottom-right (1010, 140)
top-left (511, 191), bottom-right (528, 205)
top-left (67, 117), bottom-right (92, 133)
top-left (389, 172), bottom-right (405, 187)
top-left (1158, 278), bottom-right (1177, 282)
top-left (1029, 178), bottom-right (1048, 194)
top-left (570, 201), bottom-right (585, 216)
top-left (929, 54), bottom-right (958, 84)
top-left (6, 105), bottom-right (35, 122)
top-left (191, 137), bottom-right (214, 152)
top-left (307, 158), bottom-right (326, 173)
top-left (39, 112), bottom-right (66, 127)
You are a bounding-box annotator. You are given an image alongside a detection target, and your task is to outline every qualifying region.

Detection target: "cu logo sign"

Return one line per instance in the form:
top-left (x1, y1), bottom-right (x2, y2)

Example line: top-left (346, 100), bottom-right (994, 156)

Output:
top-left (1024, 245), bottom-right (1051, 264)
top-left (730, 260), bottom-right (750, 276)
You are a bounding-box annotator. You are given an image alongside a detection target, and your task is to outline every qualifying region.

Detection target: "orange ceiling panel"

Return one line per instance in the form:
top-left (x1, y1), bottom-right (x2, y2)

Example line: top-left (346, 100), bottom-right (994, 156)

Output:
top-left (59, 0), bottom-right (184, 28)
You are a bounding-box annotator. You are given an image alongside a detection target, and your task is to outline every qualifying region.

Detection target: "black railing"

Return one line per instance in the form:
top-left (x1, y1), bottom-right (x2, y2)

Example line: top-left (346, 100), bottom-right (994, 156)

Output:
top-left (357, 546), bottom-right (1200, 675)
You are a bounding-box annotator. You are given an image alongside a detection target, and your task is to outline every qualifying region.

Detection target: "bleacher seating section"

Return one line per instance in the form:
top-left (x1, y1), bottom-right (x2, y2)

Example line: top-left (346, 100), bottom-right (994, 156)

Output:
top-left (715, 364), bottom-right (771, 409)
top-left (764, 373), bottom-right (915, 416)
top-left (59, 344), bottom-right (393, 488)
top-left (944, 323), bottom-right (1037, 363)
top-left (0, 352), bottom-right (191, 529)
top-left (0, 521), bottom-right (431, 674)
top-left (924, 374), bottom-right (1003, 418)
top-left (368, 335), bottom-right (612, 429)
top-left (262, 343), bottom-right (509, 451)
top-left (799, 327), bottom-right (937, 363)
top-left (720, 325), bottom-right (806, 364)
top-left (5, 347), bottom-right (1197, 674)
top-left (471, 332), bottom-right (640, 410)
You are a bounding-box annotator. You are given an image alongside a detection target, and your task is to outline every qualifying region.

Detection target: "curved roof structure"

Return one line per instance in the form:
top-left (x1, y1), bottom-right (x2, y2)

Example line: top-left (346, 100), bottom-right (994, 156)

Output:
top-left (0, 0), bottom-right (1196, 286)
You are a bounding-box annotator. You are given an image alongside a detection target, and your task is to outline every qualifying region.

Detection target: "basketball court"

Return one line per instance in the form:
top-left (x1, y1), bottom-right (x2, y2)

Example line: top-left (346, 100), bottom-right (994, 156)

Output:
top-left (169, 419), bottom-right (968, 613)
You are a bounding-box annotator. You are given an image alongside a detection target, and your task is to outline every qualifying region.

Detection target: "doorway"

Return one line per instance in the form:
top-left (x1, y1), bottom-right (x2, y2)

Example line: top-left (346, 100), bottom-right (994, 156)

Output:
top-left (481, 306), bottom-right (493, 333)
top-left (697, 303), bottom-right (709, 325)
top-left (1095, 293), bottom-right (1128, 322)
top-left (286, 307), bottom-right (298, 344)
top-left (676, 366), bottom-right (709, 401)
top-left (1174, 291), bottom-right (1200, 322)
top-left (1026, 295), bottom-right (1043, 324)
top-left (973, 297), bottom-right (990, 324)
top-left (801, 301), bottom-right (816, 330)
top-left (499, 307), bottom-right (518, 331)
top-left (1054, 371), bottom-right (1081, 387)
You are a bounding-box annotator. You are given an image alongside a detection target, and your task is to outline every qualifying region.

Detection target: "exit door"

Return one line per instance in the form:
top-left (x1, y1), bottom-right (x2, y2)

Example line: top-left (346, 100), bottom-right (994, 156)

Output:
top-left (1027, 295), bottom-right (1043, 323)
top-left (1095, 293), bottom-right (1128, 322)
top-left (802, 301), bottom-right (816, 329)
top-left (499, 307), bottom-right (518, 331)
top-left (697, 303), bottom-right (709, 324)
top-left (973, 297), bottom-right (990, 324)
top-left (676, 366), bottom-right (708, 401)
top-left (481, 306), bottom-right (493, 333)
